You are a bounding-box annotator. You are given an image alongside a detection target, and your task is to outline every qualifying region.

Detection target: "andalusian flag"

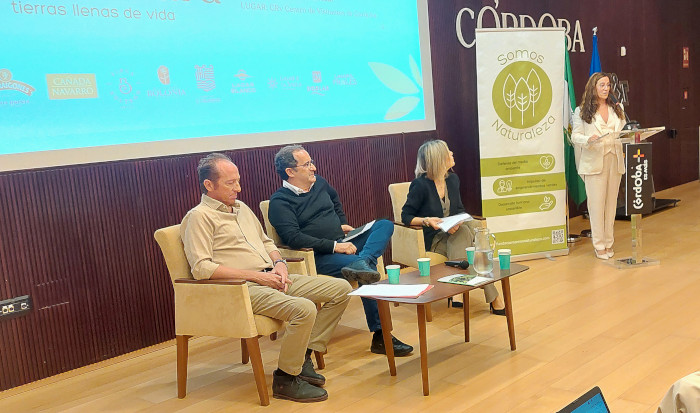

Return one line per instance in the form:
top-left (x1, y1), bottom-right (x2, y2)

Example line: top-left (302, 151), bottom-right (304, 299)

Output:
top-left (564, 40), bottom-right (586, 206)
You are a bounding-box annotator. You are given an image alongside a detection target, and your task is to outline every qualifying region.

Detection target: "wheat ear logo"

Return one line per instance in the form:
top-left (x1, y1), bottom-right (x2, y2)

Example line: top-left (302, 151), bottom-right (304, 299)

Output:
top-left (369, 55), bottom-right (423, 120)
top-left (493, 61), bottom-right (552, 129)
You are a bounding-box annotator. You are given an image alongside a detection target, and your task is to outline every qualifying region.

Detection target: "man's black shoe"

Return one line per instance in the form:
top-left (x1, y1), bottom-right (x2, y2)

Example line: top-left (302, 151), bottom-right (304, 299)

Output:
top-left (341, 259), bottom-right (380, 285)
top-left (298, 357), bottom-right (325, 387)
top-left (370, 333), bottom-right (413, 357)
top-left (272, 369), bottom-right (328, 403)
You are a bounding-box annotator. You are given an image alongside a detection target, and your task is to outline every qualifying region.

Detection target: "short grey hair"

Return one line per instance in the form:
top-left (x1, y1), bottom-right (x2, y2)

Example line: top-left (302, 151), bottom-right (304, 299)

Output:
top-left (274, 144), bottom-right (305, 180)
top-left (197, 152), bottom-right (232, 194)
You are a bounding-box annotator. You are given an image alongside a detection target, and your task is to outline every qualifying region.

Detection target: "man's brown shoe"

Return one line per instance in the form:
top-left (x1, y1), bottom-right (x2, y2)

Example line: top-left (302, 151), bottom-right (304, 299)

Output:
top-left (272, 369), bottom-right (328, 403)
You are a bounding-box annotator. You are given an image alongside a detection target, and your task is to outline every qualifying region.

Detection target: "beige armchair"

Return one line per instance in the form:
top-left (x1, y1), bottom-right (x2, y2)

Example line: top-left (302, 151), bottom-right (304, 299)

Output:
top-left (388, 182), bottom-right (487, 268)
top-left (260, 200), bottom-right (386, 287)
top-left (260, 200), bottom-right (321, 276)
top-left (154, 224), bottom-right (319, 406)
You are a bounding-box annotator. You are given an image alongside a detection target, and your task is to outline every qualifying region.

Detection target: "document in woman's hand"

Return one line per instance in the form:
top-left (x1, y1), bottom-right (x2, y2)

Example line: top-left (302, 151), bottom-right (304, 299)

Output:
top-left (438, 213), bottom-right (472, 232)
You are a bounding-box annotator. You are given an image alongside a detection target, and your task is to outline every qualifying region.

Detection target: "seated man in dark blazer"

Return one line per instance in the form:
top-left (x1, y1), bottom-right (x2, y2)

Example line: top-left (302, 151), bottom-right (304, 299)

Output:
top-left (268, 144), bottom-right (412, 357)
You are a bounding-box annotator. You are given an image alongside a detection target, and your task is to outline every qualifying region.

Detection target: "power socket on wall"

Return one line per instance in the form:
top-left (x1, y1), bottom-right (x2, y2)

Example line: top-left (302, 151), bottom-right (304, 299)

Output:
top-left (0, 295), bottom-right (32, 320)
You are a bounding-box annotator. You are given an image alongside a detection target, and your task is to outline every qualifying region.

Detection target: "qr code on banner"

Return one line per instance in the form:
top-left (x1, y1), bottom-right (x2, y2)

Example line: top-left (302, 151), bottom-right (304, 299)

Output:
top-left (551, 229), bottom-right (565, 245)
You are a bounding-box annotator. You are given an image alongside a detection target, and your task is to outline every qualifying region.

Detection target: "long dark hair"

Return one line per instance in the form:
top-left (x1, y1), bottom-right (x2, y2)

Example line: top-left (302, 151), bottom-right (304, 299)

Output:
top-left (578, 72), bottom-right (623, 123)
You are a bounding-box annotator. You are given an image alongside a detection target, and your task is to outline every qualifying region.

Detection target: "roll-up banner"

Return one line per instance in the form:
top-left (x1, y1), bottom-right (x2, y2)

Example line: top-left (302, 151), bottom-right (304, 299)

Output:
top-left (475, 28), bottom-right (568, 260)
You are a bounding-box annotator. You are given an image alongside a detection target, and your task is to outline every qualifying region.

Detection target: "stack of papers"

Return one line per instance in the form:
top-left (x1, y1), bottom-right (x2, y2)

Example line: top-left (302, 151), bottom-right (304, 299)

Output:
top-left (438, 274), bottom-right (491, 286)
top-left (348, 284), bottom-right (433, 298)
top-left (438, 213), bottom-right (473, 232)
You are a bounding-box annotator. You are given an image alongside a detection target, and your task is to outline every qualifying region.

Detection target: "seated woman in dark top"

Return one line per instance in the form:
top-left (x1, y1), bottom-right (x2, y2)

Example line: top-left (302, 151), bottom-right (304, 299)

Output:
top-left (401, 139), bottom-right (505, 314)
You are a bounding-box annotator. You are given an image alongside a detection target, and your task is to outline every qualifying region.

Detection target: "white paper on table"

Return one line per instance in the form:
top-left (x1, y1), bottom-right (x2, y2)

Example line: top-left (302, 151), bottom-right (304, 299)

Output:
top-left (437, 213), bottom-right (473, 232)
top-left (348, 284), bottom-right (432, 298)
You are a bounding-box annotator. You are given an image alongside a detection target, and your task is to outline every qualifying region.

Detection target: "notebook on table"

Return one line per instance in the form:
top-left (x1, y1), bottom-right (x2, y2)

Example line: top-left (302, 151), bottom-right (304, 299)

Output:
top-left (557, 386), bottom-right (611, 413)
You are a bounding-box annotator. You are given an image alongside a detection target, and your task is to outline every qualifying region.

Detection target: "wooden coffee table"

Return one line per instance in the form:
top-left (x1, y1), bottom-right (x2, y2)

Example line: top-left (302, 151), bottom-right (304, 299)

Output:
top-left (370, 263), bottom-right (528, 396)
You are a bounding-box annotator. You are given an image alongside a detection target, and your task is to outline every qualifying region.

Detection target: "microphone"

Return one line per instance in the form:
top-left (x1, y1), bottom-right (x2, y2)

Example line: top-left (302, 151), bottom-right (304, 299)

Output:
top-left (610, 93), bottom-right (640, 130)
top-left (445, 260), bottom-right (470, 270)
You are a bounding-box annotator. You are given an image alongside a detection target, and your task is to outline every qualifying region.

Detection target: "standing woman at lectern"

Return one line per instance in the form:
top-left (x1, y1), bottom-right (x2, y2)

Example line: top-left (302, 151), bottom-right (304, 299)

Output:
top-left (571, 72), bottom-right (627, 260)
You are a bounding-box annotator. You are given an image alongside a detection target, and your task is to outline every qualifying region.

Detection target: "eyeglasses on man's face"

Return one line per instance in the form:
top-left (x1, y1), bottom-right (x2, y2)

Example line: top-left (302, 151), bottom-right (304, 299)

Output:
top-left (296, 159), bottom-right (315, 169)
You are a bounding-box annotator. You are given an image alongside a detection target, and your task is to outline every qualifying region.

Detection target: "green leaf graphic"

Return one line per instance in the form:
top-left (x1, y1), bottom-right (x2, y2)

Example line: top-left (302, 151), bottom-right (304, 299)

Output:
top-left (368, 62), bottom-right (419, 95)
top-left (408, 55), bottom-right (423, 89)
top-left (384, 96), bottom-right (420, 120)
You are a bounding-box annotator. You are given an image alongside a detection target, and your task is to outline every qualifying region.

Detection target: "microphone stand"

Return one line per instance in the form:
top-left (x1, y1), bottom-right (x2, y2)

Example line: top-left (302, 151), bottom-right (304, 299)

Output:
top-left (610, 94), bottom-right (640, 130)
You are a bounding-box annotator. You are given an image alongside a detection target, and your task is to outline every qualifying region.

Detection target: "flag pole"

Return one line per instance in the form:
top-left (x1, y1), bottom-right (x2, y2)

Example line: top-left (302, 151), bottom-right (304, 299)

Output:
top-left (579, 26), bottom-right (603, 239)
top-left (564, 37), bottom-right (586, 244)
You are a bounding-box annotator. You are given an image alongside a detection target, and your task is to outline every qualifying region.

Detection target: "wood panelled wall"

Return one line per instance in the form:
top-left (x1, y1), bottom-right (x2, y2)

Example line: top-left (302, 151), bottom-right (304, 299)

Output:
top-left (0, 0), bottom-right (697, 390)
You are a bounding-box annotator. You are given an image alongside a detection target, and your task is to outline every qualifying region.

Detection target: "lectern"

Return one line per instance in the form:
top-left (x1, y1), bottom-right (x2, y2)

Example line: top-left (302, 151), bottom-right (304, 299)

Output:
top-left (612, 127), bottom-right (665, 268)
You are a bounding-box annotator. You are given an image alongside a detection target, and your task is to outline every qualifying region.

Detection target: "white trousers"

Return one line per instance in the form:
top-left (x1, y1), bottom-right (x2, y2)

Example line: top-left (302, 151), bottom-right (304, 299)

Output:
top-left (583, 152), bottom-right (623, 251)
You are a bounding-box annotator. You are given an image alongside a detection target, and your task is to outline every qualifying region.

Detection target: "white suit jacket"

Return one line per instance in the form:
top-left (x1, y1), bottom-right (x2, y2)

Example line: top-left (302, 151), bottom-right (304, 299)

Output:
top-left (657, 371), bottom-right (700, 413)
top-left (571, 105), bottom-right (626, 176)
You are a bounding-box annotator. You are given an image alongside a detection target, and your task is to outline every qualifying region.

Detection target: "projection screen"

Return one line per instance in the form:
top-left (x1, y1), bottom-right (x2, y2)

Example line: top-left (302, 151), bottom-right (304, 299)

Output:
top-left (0, 0), bottom-right (435, 172)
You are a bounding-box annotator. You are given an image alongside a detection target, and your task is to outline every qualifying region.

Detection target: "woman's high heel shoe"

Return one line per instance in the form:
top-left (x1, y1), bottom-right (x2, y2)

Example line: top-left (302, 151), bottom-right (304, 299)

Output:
top-left (490, 303), bottom-right (506, 316)
top-left (447, 297), bottom-right (463, 308)
top-left (595, 249), bottom-right (609, 260)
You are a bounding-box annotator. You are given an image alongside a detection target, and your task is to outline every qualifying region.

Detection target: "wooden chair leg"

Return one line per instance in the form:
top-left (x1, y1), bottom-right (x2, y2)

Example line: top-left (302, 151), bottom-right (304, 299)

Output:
top-left (176, 335), bottom-right (191, 399)
top-left (245, 337), bottom-right (270, 406)
top-left (425, 303), bottom-right (433, 322)
top-left (308, 302), bottom-right (326, 369)
top-left (312, 302), bottom-right (326, 370)
top-left (314, 350), bottom-right (325, 370)
top-left (241, 338), bottom-right (249, 364)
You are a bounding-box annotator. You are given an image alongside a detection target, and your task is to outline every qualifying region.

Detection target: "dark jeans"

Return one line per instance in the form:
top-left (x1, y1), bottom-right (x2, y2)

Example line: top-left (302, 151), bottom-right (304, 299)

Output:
top-left (314, 219), bottom-right (393, 332)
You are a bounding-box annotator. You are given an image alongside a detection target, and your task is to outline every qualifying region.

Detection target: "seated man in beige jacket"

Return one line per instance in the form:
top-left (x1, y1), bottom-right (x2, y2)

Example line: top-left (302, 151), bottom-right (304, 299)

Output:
top-left (180, 153), bottom-right (352, 403)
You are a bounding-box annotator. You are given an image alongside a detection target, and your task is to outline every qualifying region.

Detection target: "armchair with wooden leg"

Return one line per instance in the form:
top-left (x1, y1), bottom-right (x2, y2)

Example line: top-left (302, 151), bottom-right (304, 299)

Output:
top-left (153, 224), bottom-right (322, 406)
